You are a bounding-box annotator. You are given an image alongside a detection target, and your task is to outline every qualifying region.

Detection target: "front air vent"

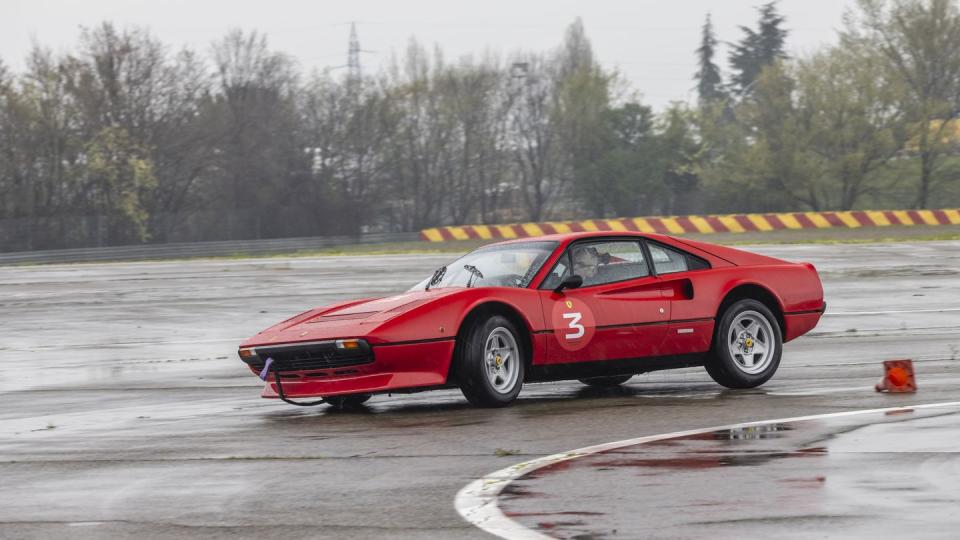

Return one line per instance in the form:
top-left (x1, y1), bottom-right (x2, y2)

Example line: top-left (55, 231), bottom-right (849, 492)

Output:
top-left (386, 299), bottom-right (431, 313)
top-left (249, 340), bottom-right (373, 372)
top-left (309, 311), bottom-right (377, 323)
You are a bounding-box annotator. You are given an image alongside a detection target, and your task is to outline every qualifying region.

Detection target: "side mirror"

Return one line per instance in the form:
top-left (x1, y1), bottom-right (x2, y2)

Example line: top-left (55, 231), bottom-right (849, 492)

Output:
top-left (553, 274), bottom-right (583, 294)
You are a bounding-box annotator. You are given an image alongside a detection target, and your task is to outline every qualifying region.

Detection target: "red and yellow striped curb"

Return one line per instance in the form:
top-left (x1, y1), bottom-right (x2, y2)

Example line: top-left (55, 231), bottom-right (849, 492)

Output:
top-left (420, 209), bottom-right (960, 242)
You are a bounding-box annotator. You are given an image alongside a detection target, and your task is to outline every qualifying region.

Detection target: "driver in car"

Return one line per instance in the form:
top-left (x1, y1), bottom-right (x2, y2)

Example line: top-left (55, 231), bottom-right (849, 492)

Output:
top-left (572, 246), bottom-right (600, 282)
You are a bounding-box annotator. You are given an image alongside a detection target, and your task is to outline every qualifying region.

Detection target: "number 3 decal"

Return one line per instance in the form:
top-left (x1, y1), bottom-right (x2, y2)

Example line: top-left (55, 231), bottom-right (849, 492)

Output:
top-left (562, 312), bottom-right (585, 340)
top-left (551, 299), bottom-right (595, 351)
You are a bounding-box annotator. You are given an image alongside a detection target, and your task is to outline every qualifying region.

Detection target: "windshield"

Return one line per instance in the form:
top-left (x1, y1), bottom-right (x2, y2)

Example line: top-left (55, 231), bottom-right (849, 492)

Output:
top-left (411, 241), bottom-right (557, 290)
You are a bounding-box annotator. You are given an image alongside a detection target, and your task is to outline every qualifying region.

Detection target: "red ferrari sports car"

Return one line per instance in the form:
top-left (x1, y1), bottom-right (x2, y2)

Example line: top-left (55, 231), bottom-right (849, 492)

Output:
top-left (238, 232), bottom-right (825, 408)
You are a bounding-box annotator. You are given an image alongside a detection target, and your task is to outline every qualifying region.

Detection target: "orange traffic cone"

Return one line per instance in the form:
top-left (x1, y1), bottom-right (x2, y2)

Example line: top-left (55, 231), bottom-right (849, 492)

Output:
top-left (875, 359), bottom-right (916, 393)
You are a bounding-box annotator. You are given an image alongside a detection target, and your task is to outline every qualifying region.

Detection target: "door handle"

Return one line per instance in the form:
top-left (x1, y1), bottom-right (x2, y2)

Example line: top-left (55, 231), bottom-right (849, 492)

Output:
top-left (598, 280), bottom-right (663, 298)
top-left (660, 278), bottom-right (694, 300)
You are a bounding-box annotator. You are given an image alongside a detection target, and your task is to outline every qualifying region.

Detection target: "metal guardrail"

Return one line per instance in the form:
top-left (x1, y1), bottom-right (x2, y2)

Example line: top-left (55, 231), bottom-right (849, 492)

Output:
top-left (0, 232), bottom-right (419, 266)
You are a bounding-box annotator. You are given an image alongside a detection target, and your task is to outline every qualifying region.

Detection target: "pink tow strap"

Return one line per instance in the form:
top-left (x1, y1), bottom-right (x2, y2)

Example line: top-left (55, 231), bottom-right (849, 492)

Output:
top-left (259, 357), bottom-right (274, 380)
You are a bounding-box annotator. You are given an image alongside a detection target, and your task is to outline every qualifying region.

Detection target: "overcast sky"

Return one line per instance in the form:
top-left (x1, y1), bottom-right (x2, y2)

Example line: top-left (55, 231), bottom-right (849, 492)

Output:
top-left (3, 0), bottom-right (857, 109)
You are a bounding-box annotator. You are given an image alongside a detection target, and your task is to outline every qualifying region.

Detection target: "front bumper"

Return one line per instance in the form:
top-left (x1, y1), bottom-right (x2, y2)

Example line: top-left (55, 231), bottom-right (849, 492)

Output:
top-left (243, 339), bottom-right (375, 373)
top-left (244, 338), bottom-right (456, 398)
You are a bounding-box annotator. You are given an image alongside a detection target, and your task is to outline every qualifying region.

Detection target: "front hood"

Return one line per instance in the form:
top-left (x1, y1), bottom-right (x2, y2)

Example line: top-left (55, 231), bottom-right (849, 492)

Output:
top-left (244, 288), bottom-right (459, 346)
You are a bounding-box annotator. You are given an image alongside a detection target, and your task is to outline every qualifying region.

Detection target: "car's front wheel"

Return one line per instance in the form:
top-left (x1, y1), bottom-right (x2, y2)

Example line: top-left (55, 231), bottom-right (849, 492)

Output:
top-left (458, 315), bottom-right (525, 407)
top-left (705, 299), bottom-right (782, 388)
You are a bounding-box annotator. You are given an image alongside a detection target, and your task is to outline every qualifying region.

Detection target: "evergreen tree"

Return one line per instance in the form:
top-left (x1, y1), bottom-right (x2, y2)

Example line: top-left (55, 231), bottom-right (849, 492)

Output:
top-left (729, 1), bottom-right (788, 95)
top-left (757, 2), bottom-right (788, 61)
top-left (695, 13), bottom-right (724, 103)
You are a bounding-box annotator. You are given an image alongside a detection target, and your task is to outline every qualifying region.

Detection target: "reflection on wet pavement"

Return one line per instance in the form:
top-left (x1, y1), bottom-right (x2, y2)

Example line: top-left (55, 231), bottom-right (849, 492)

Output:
top-left (500, 405), bottom-right (960, 539)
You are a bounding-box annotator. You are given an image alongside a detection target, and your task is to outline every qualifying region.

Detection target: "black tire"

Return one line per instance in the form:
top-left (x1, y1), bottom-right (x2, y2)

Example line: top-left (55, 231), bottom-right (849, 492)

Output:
top-left (579, 375), bottom-right (633, 388)
top-left (458, 314), bottom-right (525, 407)
top-left (324, 394), bottom-right (371, 410)
top-left (705, 299), bottom-right (782, 389)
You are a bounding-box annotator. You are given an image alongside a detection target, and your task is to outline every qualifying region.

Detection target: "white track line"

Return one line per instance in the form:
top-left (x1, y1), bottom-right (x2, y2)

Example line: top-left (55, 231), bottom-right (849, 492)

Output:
top-left (454, 401), bottom-right (960, 540)
top-left (767, 378), bottom-right (960, 396)
top-left (825, 307), bottom-right (960, 316)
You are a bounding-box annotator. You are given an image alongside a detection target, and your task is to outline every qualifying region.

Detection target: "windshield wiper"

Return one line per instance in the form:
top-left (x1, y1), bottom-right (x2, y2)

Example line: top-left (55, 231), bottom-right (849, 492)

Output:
top-left (425, 265), bottom-right (446, 291)
top-left (464, 264), bottom-right (484, 288)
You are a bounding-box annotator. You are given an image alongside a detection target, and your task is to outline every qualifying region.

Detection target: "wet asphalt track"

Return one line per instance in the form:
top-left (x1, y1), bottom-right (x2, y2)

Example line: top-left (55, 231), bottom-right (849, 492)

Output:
top-left (1, 241), bottom-right (959, 539)
top-left (494, 403), bottom-right (960, 539)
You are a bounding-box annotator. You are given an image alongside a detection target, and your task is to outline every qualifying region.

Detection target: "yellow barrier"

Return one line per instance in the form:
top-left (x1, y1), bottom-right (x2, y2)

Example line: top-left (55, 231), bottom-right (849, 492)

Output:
top-left (421, 209), bottom-right (960, 241)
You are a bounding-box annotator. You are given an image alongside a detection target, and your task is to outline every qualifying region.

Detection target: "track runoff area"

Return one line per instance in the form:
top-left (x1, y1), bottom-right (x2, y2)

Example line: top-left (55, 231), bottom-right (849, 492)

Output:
top-left (2, 239), bottom-right (960, 539)
top-left (456, 402), bottom-right (960, 539)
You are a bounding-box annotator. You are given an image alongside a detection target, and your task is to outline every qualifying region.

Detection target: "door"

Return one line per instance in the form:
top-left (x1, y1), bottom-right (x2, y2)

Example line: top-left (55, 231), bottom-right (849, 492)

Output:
top-left (538, 239), bottom-right (670, 365)
top-left (645, 240), bottom-right (715, 355)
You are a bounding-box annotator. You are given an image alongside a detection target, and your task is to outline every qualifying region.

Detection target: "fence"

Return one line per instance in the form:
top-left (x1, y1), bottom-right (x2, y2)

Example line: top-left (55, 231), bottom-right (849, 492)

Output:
top-left (0, 232), bottom-right (417, 266)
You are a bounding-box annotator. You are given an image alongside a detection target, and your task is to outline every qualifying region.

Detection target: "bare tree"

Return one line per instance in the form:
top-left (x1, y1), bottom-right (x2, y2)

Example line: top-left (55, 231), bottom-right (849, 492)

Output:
top-left (210, 30), bottom-right (307, 239)
top-left (850, 0), bottom-right (960, 208)
top-left (796, 46), bottom-right (907, 210)
top-left (70, 24), bottom-right (217, 240)
top-left (385, 40), bottom-right (456, 230)
top-left (436, 55), bottom-right (509, 224)
top-left (8, 48), bottom-right (85, 248)
top-left (508, 53), bottom-right (567, 222)
top-left (301, 71), bottom-right (397, 234)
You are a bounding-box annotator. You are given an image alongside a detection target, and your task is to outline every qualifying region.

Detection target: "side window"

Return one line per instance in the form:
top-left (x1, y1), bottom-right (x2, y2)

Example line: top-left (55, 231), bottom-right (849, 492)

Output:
top-left (541, 252), bottom-right (571, 290)
top-left (569, 240), bottom-right (650, 287)
top-left (647, 242), bottom-right (710, 274)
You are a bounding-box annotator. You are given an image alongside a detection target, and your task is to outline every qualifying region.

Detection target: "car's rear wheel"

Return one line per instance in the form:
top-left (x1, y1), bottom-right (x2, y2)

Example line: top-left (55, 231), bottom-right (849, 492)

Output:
top-left (579, 375), bottom-right (633, 388)
top-left (324, 394), bottom-right (371, 410)
top-left (705, 299), bottom-right (782, 388)
top-left (458, 315), bottom-right (525, 407)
